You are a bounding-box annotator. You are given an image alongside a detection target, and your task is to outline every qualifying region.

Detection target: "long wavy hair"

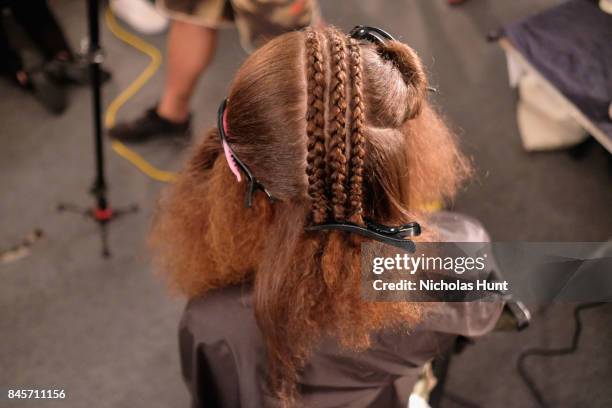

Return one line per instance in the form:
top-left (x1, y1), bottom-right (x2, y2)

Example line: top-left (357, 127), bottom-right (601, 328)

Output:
top-left (150, 26), bottom-right (471, 404)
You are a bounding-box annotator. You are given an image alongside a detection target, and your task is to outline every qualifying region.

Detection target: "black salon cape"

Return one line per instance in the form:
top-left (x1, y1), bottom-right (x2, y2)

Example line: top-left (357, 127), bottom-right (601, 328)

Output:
top-left (178, 213), bottom-right (503, 407)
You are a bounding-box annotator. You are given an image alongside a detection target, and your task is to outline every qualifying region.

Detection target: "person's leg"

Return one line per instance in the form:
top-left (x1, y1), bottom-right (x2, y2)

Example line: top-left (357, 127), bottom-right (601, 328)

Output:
top-left (0, 13), bottom-right (67, 113)
top-left (0, 17), bottom-right (25, 80)
top-left (110, 19), bottom-right (217, 142)
top-left (9, 0), bottom-right (73, 61)
top-left (8, 0), bottom-right (110, 85)
top-left (157, 20), bottom-right (218, 123)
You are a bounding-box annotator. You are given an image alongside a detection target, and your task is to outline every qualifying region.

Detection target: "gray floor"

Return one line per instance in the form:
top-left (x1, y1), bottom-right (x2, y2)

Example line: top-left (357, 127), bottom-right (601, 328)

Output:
top-left (1, 0), bottom-right (611, 407)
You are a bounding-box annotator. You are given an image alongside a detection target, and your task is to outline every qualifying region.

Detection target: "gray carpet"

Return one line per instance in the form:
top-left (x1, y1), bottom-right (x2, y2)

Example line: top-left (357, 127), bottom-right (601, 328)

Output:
top-left (1, 0), bottom-right (610, 407)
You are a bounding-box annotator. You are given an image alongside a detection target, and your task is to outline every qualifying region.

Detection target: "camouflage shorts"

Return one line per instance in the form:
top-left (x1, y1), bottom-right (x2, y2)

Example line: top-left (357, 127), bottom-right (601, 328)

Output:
top-left (157, 0), bottom-right (321, 51)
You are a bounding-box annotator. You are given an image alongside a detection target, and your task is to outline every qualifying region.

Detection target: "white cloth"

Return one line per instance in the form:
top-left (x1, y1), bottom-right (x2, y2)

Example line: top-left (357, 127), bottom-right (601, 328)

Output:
top-left (517, 74), bottom-right (588, 151)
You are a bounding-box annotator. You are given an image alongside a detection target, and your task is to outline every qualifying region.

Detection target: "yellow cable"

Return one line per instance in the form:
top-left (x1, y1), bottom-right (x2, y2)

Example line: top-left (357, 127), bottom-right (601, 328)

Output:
top-left (104, 8), bottom-right (177, 183)
top-left (421, 201), bottom-right (443, 213)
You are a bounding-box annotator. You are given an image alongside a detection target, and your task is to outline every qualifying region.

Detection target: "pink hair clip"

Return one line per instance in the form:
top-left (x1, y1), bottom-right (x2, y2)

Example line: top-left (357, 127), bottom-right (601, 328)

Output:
top-left (217, 98), bottom-right (274, 208)
top-left (221, 108), bottom-right (242, 182)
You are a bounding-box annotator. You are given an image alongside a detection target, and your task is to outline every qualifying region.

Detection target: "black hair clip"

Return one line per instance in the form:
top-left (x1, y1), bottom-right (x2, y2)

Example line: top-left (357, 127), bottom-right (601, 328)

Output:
top-left (349, 25), bottom-right (438, 94)
top-left (218, 99), bottom-right (274, 208)
top-left (304, 219), bottom-right (421, 252)
top-left (349, 25), bottom-right (395, 44)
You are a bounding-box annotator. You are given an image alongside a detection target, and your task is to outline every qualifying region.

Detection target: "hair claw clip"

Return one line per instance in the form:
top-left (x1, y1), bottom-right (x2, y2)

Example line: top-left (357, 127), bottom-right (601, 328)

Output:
top-left (349, 25), bottom-right (395, 44)
top-left (217, 98), bottom-right (274, 208)
top-left (305, 219), bottom-right (420, 253)
top-left (364, 219), bottom-right (421, 238)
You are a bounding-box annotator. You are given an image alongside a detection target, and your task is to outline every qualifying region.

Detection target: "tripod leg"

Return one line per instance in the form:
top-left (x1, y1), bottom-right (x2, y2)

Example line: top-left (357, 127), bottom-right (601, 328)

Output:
top-left (99, 221), bottom-right (110, 258)
top-left (112, 204), bottom-right (139, 219)
top-left (58, 203), bottom-right (90, 216)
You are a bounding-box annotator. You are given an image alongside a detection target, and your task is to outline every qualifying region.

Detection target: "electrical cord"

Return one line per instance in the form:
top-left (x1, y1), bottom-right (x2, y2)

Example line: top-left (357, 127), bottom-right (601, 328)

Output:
top-left (104, 8), bottom-right (177, 182)
top-left (438, 302), bottom-right (607, 408)
top-left (517, 302), bottom-right (607, 408)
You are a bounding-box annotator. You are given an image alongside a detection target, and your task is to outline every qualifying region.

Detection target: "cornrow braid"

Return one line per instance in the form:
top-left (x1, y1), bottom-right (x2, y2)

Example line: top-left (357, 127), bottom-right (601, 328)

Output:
top-left (347, 38), bottom-right (366, 225)
top-left (325, 28), bottom-right (349, 221)
top-left (304, 28), bottom-right (328, 224)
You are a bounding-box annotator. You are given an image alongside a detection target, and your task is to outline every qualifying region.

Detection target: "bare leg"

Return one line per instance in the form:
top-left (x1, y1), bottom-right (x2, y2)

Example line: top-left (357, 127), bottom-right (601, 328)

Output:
top-left (157, 21), bottom-right (217, 123)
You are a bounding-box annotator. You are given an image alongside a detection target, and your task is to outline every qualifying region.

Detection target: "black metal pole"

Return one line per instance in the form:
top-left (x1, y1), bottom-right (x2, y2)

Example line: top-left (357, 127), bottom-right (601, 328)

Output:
top-left (87, 0), bottom-right (107, 209)
top-left (57, 0), bottom-right (138, 258)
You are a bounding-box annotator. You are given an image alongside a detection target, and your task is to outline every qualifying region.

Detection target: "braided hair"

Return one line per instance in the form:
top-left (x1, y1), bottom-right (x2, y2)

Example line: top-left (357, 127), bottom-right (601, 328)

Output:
top-left (325, 27), bottom-right (349, 221)
top-left (303, 28), bottom-right (429, 227)
top-left (304, 28), bottom-right (329, 224)
top-left (346, 37), bottom-right (366, 225)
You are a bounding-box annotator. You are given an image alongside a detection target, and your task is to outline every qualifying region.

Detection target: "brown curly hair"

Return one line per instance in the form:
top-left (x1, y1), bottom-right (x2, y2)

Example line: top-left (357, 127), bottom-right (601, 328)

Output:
top-left (149, 26), bottom-right (471, 404)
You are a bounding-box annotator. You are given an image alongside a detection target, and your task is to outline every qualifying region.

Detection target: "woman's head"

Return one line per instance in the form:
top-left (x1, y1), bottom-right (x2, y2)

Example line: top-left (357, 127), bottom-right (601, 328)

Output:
top-left (221, 26), bottom-right (464, 220)
top-left (150, 26), bottom-right (470, 402)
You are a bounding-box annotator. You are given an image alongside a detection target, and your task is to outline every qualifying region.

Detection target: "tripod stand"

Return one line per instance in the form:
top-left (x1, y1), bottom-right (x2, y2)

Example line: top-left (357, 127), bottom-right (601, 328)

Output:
top-left (58, 0), bottom-right (137, 258)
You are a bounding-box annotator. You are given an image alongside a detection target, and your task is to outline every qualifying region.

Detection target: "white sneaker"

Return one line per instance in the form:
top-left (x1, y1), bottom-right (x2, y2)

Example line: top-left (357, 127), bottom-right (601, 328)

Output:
top-left (600, 0), bottom-right (612, 14)
top-left (110, 0), bottom-right (169, 35)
